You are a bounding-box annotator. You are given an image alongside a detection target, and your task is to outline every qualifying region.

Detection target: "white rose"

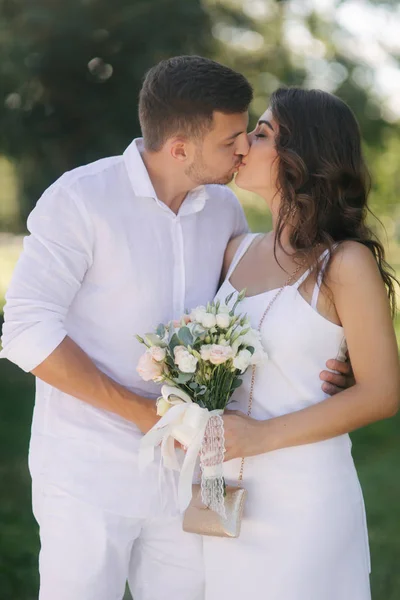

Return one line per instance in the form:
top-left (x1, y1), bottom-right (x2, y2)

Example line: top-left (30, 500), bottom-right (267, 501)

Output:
top-left (217, 304), bottom-right (231, 314)
top-left (231, 338), bottom-right (242, 355)
top-left (190, 306), bottom-right (207, 323)
top-left (250, 343), bottom-right (268, 366)
top-left (200, 344), bottom-right (212, 361)
top-left (233, 349), bottom-right (252, 373)
top-left (178, 353), bottom-right (198, 373)
top-left (241, 328), bottom-right (262, 347)
top-left (174, 346), bottom-right (198, 373)
top-left (149, 346), bottom-right (166, 362)
top-left (208, 344), bottom-right (235, 365)
top-left (216, 313), bottom-right (231, 329)
top-left (201, 313), bottom-right (217, 328)
top-left (174, 345), bottom-right (186, 360)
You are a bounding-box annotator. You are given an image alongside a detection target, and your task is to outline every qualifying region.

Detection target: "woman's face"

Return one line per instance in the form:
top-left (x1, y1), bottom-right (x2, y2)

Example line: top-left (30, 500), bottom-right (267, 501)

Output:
top-left (235, 108), bottom-right (279, 199)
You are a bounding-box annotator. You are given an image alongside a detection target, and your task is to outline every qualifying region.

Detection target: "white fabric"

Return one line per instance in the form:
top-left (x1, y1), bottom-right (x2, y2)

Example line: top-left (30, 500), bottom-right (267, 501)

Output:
top-left (0, 137), bottom-right (248, 520)
top-left (33, 482), bottom-right (204, 600)
top-left (204, 233), bottom-right (371, 600)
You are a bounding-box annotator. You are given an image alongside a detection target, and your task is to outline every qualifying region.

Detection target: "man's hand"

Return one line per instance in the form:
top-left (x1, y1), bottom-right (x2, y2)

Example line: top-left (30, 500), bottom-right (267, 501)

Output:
top-left (320, 355), bottom-right (355, 396)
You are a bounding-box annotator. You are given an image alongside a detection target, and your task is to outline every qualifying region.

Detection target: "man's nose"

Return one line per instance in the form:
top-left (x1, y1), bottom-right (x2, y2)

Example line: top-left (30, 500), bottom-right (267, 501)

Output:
top-left (235, 133), bottom-right (250, 157)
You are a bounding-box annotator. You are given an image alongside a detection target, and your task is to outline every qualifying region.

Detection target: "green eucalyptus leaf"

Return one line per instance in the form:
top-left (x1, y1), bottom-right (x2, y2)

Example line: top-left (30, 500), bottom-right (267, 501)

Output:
top-left (174, 372), bottom-right (193, 384)
top-left (144, 333), bottom-right (164, 347)
top-left (178, 326), bottom-right (194, 347)
top-left (197, 385), bottom-right (207, 396)
top-left (169, 333), bottom-right (181, 354)
top-left (165, 356), bottom-right (176, 370)
top-left (232, 378), bottom-right (243, 390)
top-left (156, 323), bottom-right (166, 339)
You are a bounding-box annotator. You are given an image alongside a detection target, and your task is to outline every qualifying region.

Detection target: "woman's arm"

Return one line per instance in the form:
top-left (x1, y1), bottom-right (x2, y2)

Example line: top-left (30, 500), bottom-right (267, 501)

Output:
top-left (220, 234), bottom-right (247, 283)
top-left (223, 241), bottom-right (400, 460)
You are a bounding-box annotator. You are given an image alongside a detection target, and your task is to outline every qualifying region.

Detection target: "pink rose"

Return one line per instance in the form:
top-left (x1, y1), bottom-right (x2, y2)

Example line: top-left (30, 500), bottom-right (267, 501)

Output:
top-left (137, 350), bottom-right (164, 381)
top-left (172, 315), bottom-right (191, 328)
top-left (208, 344), bottom-right (234, 365)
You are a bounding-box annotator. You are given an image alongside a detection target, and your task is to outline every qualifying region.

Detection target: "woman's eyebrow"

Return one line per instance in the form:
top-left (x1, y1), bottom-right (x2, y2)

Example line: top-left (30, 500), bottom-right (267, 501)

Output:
top-left (258, 119), bottom-right (274, 131)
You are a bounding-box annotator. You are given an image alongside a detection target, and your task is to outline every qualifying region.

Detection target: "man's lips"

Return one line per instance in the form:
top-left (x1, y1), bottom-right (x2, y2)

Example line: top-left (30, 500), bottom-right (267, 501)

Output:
top-left (234, 161), bottom-right (245, 170)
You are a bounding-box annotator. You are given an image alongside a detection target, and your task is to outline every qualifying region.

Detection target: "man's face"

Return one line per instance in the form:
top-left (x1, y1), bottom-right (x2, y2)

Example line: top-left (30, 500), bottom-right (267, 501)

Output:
top-left (185, 111), bottom-right (250, 186)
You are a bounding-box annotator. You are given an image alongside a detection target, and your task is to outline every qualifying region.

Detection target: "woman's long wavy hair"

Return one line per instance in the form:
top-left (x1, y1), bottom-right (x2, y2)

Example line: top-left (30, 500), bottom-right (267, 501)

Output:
top-left (270, 87), bottom-right (398, 316)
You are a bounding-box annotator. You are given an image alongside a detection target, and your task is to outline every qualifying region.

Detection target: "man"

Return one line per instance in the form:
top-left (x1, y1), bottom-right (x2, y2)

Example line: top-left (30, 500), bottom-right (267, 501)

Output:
top-left (0, 56), bottom-right (350, 600)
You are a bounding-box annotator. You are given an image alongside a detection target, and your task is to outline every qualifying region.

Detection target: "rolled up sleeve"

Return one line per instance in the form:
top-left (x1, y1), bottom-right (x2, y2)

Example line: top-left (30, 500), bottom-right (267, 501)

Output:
top-left (0, 183), bottom-right (93, 372)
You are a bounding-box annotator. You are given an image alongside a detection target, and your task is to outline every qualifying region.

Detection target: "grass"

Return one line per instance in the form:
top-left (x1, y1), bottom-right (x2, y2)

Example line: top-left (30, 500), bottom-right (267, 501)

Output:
top-left (1, 197), bottom-right (400, 598)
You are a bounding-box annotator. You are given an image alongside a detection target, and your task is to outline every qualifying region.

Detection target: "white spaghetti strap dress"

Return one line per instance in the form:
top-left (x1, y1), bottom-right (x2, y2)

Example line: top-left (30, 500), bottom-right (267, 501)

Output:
top-left (204, 233), bottom-right (371, 600)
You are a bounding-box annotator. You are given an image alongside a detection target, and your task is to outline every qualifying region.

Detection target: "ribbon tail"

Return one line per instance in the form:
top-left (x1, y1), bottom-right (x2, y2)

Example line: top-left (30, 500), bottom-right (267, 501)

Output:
top-left (138, 404), bottom-right (189, 472)
top-left (177, 426), bottom-right (207, 512)
top-left (139, 427), bottom-right (167, 471)
top-left (161, 432), bottom-right (181, 472)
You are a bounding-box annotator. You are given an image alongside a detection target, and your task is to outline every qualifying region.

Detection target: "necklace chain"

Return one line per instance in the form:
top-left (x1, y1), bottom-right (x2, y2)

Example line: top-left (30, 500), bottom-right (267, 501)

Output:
top-left (237, 261), bottom-right (304, 485)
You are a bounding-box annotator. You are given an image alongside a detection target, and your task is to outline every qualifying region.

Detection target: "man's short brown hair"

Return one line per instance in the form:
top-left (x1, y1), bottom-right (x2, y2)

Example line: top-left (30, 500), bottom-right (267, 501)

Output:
top-left (139, 56), bottom-right (253, 151)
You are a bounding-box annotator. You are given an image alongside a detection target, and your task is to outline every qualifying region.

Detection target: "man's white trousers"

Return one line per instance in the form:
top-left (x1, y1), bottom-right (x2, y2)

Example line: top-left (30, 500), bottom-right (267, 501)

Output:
top-left (33, 483), bottom-right (205, 600)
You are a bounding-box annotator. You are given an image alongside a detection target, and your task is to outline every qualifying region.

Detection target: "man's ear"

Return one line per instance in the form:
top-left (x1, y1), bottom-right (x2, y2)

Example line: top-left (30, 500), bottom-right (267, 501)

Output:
top-left (168, 138), bottom-right (193, 163)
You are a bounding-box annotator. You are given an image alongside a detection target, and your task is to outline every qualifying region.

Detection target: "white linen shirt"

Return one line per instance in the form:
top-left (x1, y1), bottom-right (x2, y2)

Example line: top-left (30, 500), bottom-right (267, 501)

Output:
top-left (0, 138), bottom-right (248, 517)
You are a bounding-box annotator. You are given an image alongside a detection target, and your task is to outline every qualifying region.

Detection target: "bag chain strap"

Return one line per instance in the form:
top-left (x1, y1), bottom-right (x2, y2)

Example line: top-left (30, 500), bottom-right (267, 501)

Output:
top-left (237, 262), bottom-right (304, 486)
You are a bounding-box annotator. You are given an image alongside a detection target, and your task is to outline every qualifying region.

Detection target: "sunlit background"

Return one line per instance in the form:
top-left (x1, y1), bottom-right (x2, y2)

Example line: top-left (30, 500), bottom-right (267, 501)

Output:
top-left (1, 1), bottom-right (399, 598)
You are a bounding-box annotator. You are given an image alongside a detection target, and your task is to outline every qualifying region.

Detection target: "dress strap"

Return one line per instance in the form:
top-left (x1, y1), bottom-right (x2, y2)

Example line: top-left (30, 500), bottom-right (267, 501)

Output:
top-left (226, 233), bottom-right (261, 280)
top-left (292, 246), bottom-right (333, 295)
top-left (311, 247), bottom-right (335, 309)
top-left (293, 265), bottom-right (314, 290)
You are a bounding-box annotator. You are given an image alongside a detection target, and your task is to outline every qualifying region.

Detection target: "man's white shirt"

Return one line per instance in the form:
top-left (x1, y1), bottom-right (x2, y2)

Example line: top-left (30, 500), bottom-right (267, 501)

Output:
top-left (0, 139), bottom-right (248, 517)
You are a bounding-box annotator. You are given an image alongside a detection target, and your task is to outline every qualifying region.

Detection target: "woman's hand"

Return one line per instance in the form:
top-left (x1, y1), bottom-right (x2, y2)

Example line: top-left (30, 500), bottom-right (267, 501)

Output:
top-left (222, 411), bottom-right (263, 461)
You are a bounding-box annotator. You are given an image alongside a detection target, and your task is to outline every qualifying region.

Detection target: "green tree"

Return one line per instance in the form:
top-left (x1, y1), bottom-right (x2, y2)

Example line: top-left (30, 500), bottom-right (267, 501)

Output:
top-left (208, 0), bottom-right (400, 222)
top-left (0, 0), bottom-right (212, 223)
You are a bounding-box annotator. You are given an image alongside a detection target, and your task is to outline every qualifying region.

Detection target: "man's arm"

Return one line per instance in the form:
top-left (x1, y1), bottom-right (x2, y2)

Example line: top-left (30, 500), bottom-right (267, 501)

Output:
top-left (32, 336), bottom-right (157, 432)
top-left (1, 182), bottom-right (158, 432)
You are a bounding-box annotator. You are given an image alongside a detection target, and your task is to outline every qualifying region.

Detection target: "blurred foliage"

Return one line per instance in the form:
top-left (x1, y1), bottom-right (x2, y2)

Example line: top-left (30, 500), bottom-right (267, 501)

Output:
top-left (0, 0), bottom-right (212, 223)
top-left (0, 0), bottom-right (399, 229)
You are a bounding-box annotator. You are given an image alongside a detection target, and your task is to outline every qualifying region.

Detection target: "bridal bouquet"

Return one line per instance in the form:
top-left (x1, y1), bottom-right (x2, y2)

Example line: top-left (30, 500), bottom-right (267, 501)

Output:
top-left (136, 290), bottom-right (267, 517)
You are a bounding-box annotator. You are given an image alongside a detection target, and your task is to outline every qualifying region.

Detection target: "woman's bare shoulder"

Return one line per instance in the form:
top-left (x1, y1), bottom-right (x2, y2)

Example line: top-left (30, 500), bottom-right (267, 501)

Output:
top-left (328, 241), bottom-right (383, 288)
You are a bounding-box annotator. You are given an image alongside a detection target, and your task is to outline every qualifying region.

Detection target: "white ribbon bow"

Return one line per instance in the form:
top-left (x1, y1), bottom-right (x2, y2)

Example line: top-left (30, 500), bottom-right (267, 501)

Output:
top-left (139, 385), bottom-right (223, 513)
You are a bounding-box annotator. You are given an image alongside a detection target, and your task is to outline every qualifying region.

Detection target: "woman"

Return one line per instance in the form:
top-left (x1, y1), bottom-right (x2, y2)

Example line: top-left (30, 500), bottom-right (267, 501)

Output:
top-left (204, 88), bottom-right (400, 600)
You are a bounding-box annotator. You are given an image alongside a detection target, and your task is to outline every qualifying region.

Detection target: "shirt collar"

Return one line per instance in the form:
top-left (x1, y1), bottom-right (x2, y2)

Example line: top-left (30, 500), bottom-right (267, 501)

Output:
top-left (123, 138), bottom-right (208, 216)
